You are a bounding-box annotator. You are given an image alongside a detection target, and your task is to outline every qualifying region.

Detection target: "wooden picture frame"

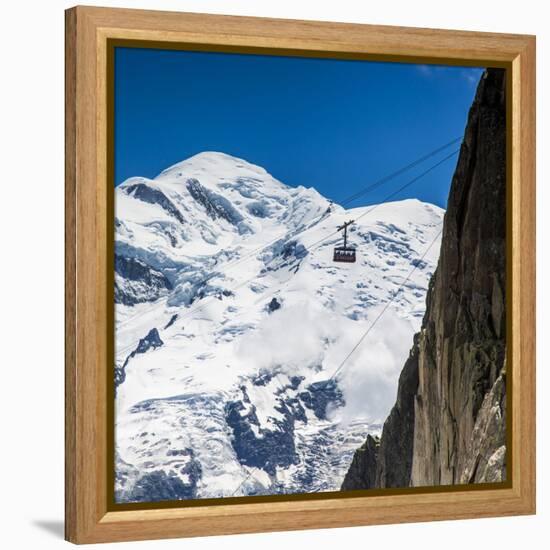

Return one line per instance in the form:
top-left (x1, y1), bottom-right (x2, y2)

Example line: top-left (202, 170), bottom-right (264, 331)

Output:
top-left (65, 5), bottom-right (536, 544)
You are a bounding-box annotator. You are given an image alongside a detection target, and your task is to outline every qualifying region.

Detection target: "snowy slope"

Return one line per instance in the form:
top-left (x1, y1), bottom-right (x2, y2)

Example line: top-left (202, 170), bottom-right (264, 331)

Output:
top-left (114, 152), bottom-right (444, 502)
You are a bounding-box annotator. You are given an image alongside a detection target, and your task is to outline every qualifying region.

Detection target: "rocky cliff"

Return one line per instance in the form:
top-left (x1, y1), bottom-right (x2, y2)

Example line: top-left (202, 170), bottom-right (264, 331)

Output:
top-left (341, 68), bottom-right (507, 490)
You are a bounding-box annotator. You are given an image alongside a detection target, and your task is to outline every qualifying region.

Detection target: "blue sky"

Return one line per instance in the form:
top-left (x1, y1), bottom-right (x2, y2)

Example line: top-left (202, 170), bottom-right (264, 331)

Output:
top-left (114, 47), bottom-right (483, 208)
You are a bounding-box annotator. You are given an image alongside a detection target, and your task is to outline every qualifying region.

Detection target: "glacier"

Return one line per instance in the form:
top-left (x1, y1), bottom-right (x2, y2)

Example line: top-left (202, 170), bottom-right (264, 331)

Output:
top-left (114, 151), bottom-right (444, 502)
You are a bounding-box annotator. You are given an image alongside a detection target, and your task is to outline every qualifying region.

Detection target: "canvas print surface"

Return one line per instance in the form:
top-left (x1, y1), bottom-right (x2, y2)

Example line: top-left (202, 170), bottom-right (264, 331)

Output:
top-left (113, 48), bottom-right (506, 504)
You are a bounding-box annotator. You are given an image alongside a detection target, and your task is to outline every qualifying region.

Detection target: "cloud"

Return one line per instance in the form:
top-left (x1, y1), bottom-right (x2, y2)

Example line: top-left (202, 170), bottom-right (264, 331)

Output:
top-left (416, 64), bottom-right (433, 76)
top-left (460, 68), bottom-right (484, 87)
top-left (235, 300), bottom-right (331, 373)
top-left (236, 297), bottom-right (418, 427)
top-left (327, 310), bottom-right (416, 425)
top-left (415, 64), bottom-right (483, 89)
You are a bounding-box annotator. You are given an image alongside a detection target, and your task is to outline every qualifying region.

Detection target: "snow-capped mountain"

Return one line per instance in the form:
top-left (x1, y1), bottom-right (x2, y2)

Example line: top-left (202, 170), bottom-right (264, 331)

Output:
top-left (114, 151), bottom-right (444, 503)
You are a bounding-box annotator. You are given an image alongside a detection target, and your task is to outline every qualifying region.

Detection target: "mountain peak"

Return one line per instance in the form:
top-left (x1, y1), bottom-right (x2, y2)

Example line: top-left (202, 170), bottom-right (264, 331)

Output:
top-left (155, 151), bottom-right (270, 181)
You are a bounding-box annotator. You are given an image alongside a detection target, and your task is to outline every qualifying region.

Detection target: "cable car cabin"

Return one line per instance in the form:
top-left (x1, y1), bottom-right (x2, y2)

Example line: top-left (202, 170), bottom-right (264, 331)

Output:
top-left (333, 246), bottom-right (356, 263)
top-left (332, 246), bottom-right (356, 264)
top-left (333, 219), bottom-right (357, 263)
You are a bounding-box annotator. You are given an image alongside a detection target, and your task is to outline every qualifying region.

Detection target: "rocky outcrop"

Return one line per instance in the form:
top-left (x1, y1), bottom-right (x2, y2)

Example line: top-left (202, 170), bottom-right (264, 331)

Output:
top-left (342, 68), bottom-right (507, 490)
top-left (300, 380), bottom-right (345, 420)
top-left (341, 435), bottom-right (379, 490)
top-left (459, 367), bottom-right (507, 483)
top-left (128, 467), bottom-right (201, 502)
top-left (124, 182), bottom-right (186, 224)
top-left (225, 376), bottom-right (344, 478)
top-left (225, 385), bottom-right (300, 475)
top-left (115, 328), bottom-right (164, 388)
top-left (186, 178), bottom-right (248, 232)
top-left (114, 254), bottom-right (173, 306)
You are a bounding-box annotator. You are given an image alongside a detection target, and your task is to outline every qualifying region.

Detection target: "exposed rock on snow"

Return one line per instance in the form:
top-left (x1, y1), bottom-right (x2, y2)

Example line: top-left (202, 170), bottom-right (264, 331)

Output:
top-left (115, 328), bottom-right (164, 389)
top-left (115, 254), bottom-right (173, 306)
top-left (341, 434), bottom-right (379, 491)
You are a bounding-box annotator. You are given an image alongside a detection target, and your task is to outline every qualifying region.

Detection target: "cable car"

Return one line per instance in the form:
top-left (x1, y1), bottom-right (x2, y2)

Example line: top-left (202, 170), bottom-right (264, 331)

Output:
top-left (333, 220), bottom-right (356, 263)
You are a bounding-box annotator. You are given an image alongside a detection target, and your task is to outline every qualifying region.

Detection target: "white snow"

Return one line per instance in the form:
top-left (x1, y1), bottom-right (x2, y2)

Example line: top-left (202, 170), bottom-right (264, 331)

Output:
top-left (114, 151), bottom-right (444, 501)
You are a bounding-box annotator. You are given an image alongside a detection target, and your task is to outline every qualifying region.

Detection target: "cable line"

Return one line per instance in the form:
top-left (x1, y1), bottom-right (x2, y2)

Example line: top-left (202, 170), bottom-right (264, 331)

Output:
top-left (214, 149), bottom-right (457, 323)
top-left (116, 143), bottom-right (460, 356)
top-left (185, 147), bottom-right (458, 320)
top-left (227, 224), bottom-right (444, 499)
top-left (304, 148), bottom-right (458, 252)
top-left (339, 136), bottom-right (462, 208)
top-left (325, 226), bottom-right (443, 386)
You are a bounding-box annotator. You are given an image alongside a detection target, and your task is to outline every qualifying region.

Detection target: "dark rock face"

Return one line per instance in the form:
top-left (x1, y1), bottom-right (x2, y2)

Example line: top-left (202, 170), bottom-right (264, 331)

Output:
top-left (260, 239), bottom-right (309, 277)
top-left (115, 328), bottom-right (164, 388)
top-left (376, 337), bottom-right (420, 488)
top-left (164, 314), bottom-right (178, 329)
top-left (114, 254), bottom-right (173, 306)
top-left (341, 435), bottom-right (379, 491)
top-left (299, 380), bottom-right (345, 421)
top-left (281, 240), bottom-right (308, 261)
top-left (186, 178), bottom-right (247, 231)
top-left (133, 328), bottom-right (164, 356)
top-left (225, 376), bottom-right (345, 477)
top-left (460, 368), bottom-right (506, 483)
top-left (342, 68), bottom-right (507, 490)
top-left (124, 182), bottom-right (185, 224)
top-left (341, 339), bottom-right (420, 490)
top-left (225, 387), bottom-right (299, 475)
top-left (128, 468), bottom-right (200, 502)
top-left (267, 297), bottom-right (282, 312)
